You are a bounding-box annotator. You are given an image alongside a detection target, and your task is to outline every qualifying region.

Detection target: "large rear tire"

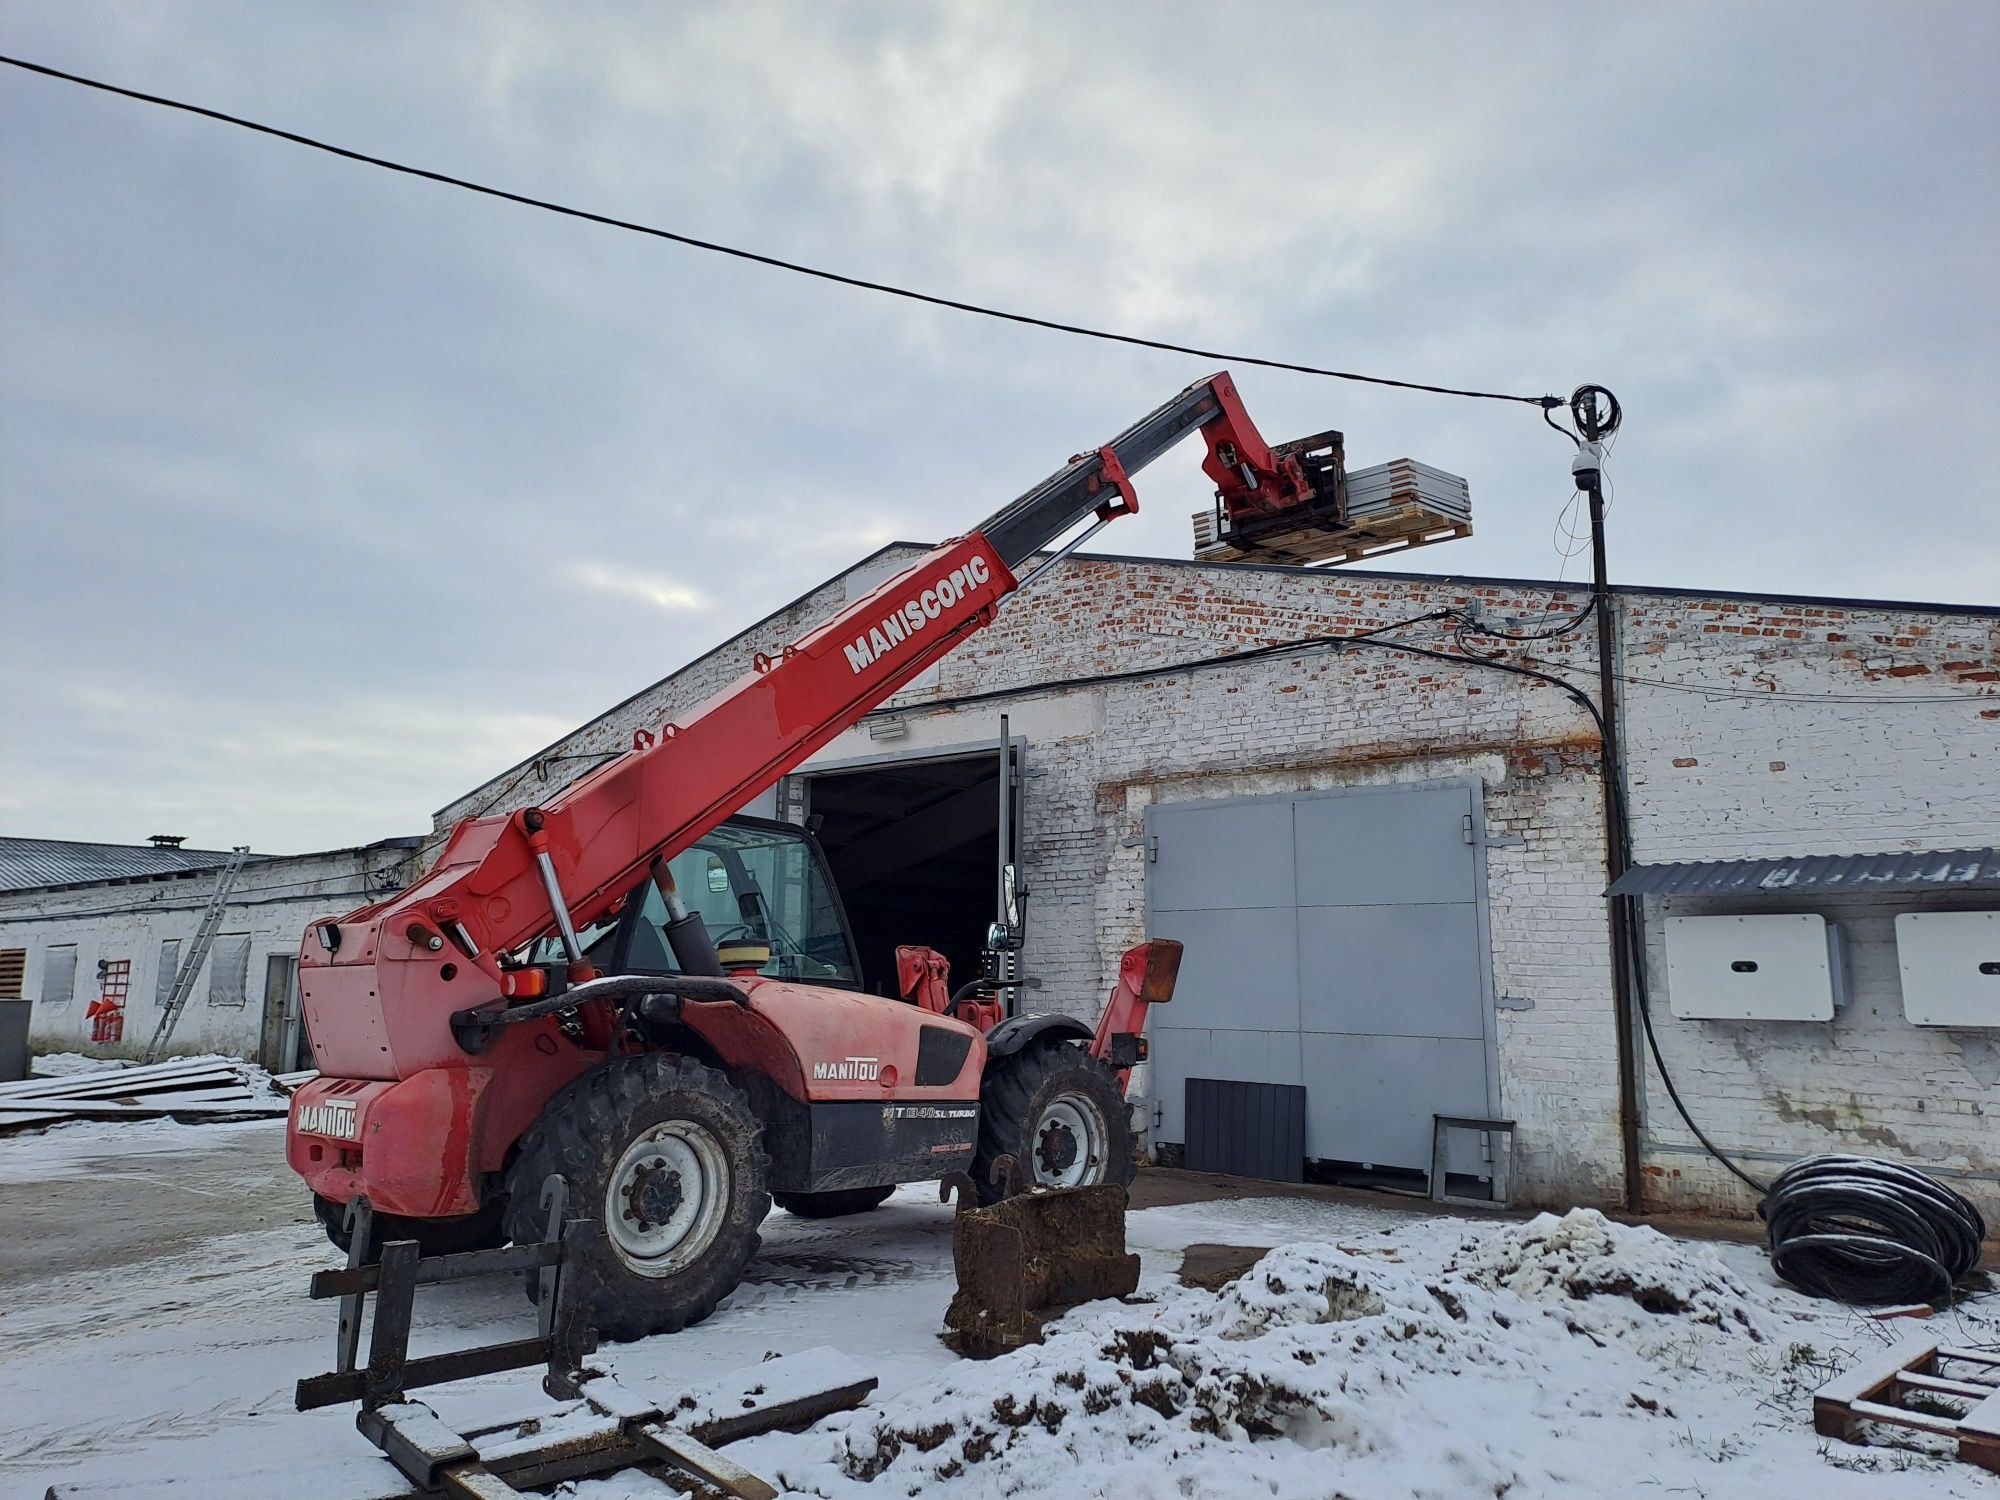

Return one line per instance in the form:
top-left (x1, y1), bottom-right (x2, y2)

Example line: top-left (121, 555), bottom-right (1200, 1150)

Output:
top-left (973, 1039), bottom-right (1134, 1205)
top-left (772, 1185), bottom-right (896, 1219)
top-left (313, 1194), bottom-right (506, 1261)
top-left (503, 1053), bottom-right (769, 1343)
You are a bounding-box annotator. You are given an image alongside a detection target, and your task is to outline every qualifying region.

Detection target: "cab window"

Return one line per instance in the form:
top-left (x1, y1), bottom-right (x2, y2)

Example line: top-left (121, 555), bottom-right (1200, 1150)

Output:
top-left (543, 822), bottom-right (859, 986)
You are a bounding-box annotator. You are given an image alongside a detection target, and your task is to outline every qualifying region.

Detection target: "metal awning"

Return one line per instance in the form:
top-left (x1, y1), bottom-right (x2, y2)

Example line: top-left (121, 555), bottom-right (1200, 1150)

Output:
top-left (1608, 848), bottom-right (2000, 898)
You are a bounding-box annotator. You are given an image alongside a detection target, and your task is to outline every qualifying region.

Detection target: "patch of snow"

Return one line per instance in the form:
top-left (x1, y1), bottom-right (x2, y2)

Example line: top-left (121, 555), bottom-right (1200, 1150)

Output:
top-left (27, 1050), bottom-right (134, 1078)
top-left (0, 1114), bottom-right (285, 1185)
top-left (3, 1127), bottom-right (1986, 1500)
top-left (766, 1209), bottom-right (1983, 1500)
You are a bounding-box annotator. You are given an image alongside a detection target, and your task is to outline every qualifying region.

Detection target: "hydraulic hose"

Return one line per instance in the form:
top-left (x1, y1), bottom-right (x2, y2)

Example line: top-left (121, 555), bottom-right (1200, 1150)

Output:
top-left (449, 973), bottom-right (748, 1053)
top-left (1760, 1153), bottom-right (1986, 1305)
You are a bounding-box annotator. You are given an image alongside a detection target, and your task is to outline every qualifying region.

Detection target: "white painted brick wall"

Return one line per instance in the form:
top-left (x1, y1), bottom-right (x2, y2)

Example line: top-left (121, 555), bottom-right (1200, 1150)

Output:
top-left (0, 845), bottom-right (421, 1060)
top-left (1617, 597), bottom-right (2000, 1219)
top-left (436, 551), bottom-right (1998, 1213)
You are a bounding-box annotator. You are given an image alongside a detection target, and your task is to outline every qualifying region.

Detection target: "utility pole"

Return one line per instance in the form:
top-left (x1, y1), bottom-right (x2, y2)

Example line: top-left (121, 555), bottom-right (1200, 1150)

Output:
top-left (1567, 386), bottom-right (1644, 1212)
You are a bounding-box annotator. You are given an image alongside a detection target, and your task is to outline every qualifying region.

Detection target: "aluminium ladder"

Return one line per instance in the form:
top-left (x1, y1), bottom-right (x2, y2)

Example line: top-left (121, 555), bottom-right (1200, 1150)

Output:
top-left (143, 846), bottom-right (252, 1062)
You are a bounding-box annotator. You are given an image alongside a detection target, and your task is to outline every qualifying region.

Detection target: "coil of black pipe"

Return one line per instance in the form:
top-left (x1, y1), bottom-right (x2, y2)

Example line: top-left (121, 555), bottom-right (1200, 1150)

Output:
top-left (1760, 1154), bottom-right (1986, 1305)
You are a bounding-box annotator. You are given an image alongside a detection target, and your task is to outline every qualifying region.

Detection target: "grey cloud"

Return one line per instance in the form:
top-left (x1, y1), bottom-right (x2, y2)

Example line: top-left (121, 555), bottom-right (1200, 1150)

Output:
top-left (1, 1), bottom-right (1993, 852)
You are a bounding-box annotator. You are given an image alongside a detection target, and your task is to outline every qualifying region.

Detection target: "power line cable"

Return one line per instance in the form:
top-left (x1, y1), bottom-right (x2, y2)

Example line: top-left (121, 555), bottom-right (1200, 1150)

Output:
top-left (0, 53), bottom-right (1563, 410)
top-left (1514, 653), bottom-right (1991, 705)
top-left (1611, 674), bottom-right (1991, 706)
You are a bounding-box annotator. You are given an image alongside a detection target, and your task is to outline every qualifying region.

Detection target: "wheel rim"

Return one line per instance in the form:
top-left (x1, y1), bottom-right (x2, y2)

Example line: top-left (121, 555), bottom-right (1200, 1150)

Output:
top-left (604, 1119), bottom-right (731, 1277)
top-left (1032, 1091), bottom-right (1108, 1189)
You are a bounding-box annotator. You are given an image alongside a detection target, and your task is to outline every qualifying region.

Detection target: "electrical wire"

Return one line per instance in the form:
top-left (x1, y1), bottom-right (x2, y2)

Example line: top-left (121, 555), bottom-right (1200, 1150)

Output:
top-left (1486, 425), bottom-right (1981, 1208)
top-left (1631, 974), bottom-right (1767, 1195)
top-left (1513, 652), bottom-right (1992, 706)
top-left (18, 879), bottom-right (406, 923)
top-left (0, 53), bottom-right (1562, 411)
top-left (1447, 597), bottom-right (1597, 643)
top-left (1607, 674), bottom-right (1990, 706)
top-left (1761, 1154), bottom-right (1986, 1305)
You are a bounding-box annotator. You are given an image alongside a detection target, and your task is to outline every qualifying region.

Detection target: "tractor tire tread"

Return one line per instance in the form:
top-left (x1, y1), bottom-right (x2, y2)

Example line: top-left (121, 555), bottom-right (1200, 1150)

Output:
top-left (503, 1052), bottom-right (770, 1343)
top-left (972, 1037), bottom-right (1135, 1205)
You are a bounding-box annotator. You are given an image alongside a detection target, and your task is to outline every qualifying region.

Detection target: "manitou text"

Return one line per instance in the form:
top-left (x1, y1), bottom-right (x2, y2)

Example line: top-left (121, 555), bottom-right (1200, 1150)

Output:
top-left (295, 1100), bottom-right (358, 1140)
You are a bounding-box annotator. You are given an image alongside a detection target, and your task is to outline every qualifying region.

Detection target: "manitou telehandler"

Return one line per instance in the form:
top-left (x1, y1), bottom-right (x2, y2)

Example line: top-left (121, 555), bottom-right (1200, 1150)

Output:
top-left (286, 372), bottom-right (1348, 1340)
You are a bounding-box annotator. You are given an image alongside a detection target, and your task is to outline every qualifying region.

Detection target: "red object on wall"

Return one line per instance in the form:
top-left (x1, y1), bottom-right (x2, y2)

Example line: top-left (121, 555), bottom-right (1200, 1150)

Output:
top-left (89, 959), bottom-right (131, 1044)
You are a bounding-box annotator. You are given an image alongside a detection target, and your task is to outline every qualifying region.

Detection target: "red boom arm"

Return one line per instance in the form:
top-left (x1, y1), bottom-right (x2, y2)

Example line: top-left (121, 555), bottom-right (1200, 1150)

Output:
top-left (307, 372), bottom-right (1323, 1005)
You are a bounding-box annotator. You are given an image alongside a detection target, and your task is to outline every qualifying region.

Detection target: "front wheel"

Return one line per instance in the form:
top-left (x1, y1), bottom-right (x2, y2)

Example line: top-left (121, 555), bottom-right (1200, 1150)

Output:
top-left (973, 1039), bottom-right (1135, 1205)
top-left (502, 1053), bottom-right (769, 1342)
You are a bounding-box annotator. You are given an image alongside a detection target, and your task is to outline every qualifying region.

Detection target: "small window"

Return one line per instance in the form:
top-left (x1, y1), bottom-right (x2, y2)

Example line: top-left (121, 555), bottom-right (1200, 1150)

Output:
top-left (207, 934), bottom-right (252, 1007)
top-left (0, 948), bottom-right (24, 1000)
top-left (41, 945), bottom-right (78, 1007)
top-left (156, 938), bottom-right (183, 1007)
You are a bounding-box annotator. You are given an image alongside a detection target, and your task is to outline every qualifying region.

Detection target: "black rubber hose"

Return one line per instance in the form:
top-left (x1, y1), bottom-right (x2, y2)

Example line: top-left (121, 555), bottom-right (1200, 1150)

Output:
top-left (450, 973), bottom-right (748, 1053)
top-left (1760, 1154), bottom-right (1986, 1305)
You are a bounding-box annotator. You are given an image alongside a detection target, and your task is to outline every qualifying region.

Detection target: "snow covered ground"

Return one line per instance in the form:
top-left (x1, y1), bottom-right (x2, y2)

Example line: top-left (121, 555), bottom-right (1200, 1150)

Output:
top-left (0, 1119), bottom-right (1992, 1499)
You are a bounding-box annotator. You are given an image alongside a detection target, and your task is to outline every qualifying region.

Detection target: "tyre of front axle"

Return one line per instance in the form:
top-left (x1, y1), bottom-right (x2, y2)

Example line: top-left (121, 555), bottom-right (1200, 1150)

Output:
top-left (502, 1052), bottom-right (769, 1342)
top-left (772, 1184), bottom-right (896, 1219)
top-left (973, 1038), bottom-right (1134, 1205)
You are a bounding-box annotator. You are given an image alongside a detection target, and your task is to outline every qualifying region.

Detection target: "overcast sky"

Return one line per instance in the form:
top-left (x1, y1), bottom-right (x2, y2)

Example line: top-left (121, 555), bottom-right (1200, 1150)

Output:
top-left (2, 3), bottom-right (1994, 855)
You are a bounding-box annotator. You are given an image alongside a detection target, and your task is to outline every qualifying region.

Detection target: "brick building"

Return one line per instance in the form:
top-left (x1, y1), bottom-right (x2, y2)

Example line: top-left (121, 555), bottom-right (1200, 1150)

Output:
top-left (8, 544), bottom-right (1992, 1219)
top-left (1, 836), bottom-right (423, 1068)
top-left (439, 545), bottom-right (2000, 1219)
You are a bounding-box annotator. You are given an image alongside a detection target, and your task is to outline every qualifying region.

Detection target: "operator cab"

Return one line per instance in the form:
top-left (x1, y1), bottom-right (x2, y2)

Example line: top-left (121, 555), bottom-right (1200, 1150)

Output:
top-left (535, 816), bottom-right (862, 988)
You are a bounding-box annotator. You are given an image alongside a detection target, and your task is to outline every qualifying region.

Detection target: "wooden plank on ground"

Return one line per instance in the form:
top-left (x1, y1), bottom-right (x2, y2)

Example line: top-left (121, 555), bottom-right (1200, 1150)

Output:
top-left (1960, 1388), bottom-right (2000, 1474)
top-left (629, 1425), bottom-right (777, 1500)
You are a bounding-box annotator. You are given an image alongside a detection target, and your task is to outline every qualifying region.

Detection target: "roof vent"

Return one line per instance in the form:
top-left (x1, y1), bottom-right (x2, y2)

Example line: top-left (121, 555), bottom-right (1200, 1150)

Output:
top-left (148, 834), bottom-right (187, 849)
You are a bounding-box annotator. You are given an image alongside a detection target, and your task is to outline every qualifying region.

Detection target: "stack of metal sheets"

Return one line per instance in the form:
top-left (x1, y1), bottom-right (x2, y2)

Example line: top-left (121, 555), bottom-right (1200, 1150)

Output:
top-left (1345, 458), bottom-right (1471, 526)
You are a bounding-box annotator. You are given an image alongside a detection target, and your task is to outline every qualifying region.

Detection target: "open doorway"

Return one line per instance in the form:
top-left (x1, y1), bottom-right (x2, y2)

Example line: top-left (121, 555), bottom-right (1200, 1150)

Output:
top-left (801, 752), bottom-right (1003, 997)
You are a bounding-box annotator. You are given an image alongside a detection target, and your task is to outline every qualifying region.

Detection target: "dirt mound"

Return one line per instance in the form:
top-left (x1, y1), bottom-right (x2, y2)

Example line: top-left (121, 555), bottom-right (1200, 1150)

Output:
top-left (1441, 1207), bottom-right (1763, 1338)
top-left (777, 1215), bottom-right (1807, 1499)
top-left (811, 1243), bottom-right (1521, 1496)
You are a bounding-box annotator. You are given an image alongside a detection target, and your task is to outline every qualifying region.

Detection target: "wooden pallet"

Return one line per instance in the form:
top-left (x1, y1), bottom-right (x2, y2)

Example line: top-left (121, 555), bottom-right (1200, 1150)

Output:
top-left (348, 1353), bottom-right (874, 1500)
top-left (1814, 1333), bottom-right (2000, 1473)
top-left (42, 1350), bottom-right (877, 1500)
top-left (1191, 501), bottom-right (1471, 567)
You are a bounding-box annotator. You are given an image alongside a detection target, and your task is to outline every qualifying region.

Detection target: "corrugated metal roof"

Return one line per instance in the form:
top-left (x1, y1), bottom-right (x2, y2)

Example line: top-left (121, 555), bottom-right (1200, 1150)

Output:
top-left (0, 838), bottom-right (262, 893)
top-left (1608, 848), bottom-right (2000, 898)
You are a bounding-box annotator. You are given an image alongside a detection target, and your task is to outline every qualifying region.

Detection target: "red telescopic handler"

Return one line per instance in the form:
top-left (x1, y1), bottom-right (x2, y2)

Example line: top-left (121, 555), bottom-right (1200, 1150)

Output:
top-left (287, 373), bottom-right (1348, 1340)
